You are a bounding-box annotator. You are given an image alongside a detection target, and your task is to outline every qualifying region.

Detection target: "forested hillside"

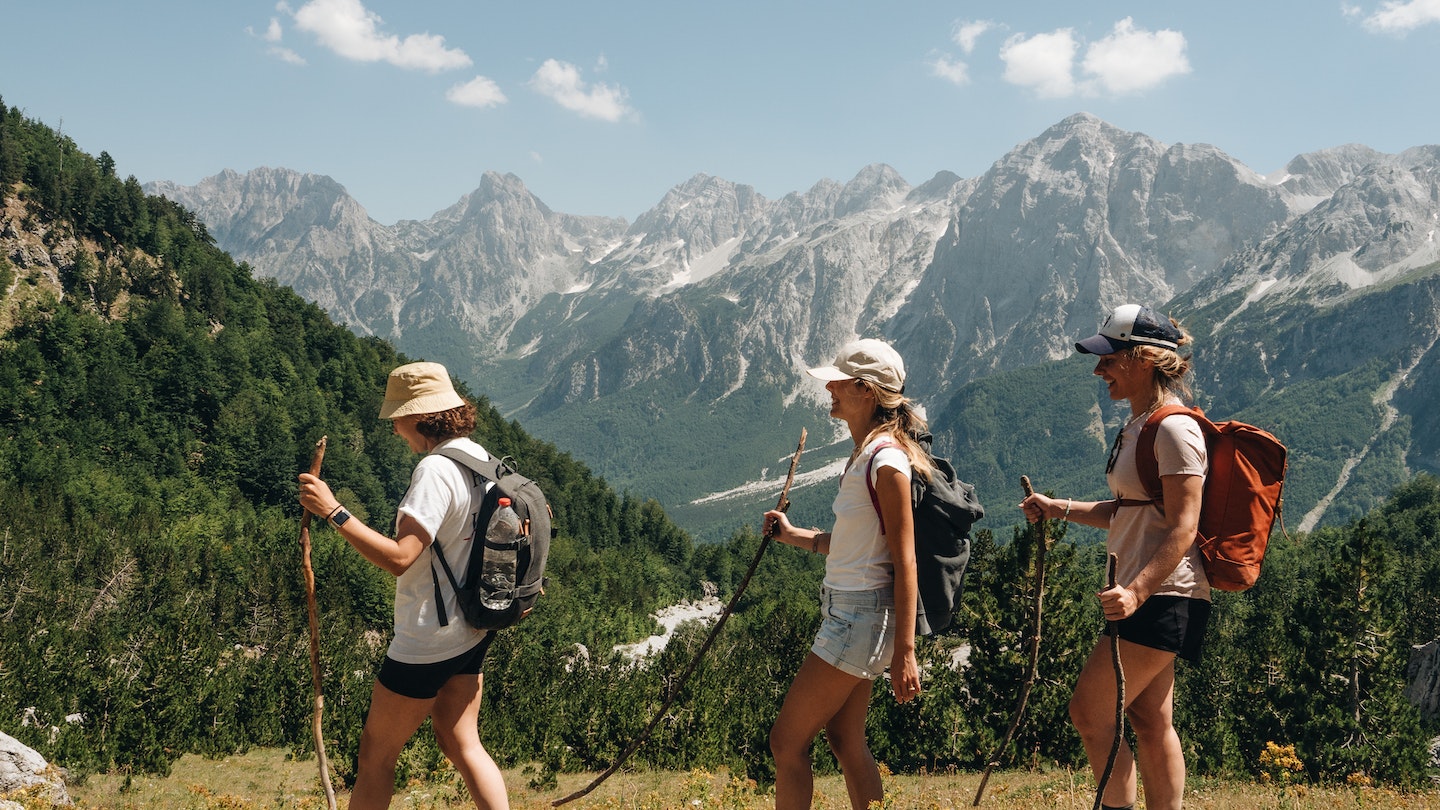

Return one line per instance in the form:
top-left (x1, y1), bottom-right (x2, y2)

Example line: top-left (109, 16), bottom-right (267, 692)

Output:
top-left (1, 97), bottom-right (1435, 797)
top-left (0, 96), bottom-right (716, 779)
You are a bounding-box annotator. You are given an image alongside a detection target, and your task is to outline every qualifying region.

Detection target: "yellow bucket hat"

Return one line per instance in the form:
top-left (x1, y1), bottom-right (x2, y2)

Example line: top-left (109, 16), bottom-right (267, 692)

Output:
top-left (378, 362), bottom-right (466, 419)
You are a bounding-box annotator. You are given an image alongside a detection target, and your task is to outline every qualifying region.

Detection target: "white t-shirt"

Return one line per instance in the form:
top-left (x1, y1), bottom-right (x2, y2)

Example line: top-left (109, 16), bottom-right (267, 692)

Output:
top-left (388, 436), bottom-right (491, 663)
top-left (1106, 407), bottom-right (1211, 601)
top-left (825, 436), bottom-right (913, 592)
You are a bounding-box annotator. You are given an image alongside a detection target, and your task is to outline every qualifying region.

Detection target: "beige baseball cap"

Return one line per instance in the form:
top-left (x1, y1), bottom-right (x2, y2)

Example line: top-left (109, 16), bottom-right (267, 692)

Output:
top-left (378, 362), bottom-right (466, 419)
top-left (806, 338), bottom-right (906, 393)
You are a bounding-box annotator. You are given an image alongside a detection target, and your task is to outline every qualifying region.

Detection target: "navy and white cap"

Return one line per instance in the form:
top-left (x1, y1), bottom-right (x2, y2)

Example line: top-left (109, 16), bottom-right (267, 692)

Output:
top-left (1075, 304), bottom-right (1182, 355)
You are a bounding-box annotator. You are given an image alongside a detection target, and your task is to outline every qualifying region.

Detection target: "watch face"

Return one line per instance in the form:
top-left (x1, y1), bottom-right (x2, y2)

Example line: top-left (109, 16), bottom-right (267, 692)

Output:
top-left (332, 509), bottom-right (351, 526)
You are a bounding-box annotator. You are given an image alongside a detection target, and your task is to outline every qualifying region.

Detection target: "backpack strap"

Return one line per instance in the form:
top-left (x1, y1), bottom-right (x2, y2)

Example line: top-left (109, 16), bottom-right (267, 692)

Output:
top-left (1132, 404), bottom-right (1207, 505)
top-left (864, 441), bottom-right (901, 535)
top-left (433, 445), bottom-right (508, 487)
top-left (431, 551), bottom-right (457, 627)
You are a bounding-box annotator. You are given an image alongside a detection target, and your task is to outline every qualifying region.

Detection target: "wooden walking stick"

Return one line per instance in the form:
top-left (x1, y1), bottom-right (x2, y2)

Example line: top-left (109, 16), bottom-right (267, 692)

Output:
top-left (973, 475), bottom-right (1053, 806)
top-left (298, 436), bottom-right (338, 810)
top-left (1092, 552), bottom-right (1126, 810)
top-left (552, 428), bottom-right (807, 807)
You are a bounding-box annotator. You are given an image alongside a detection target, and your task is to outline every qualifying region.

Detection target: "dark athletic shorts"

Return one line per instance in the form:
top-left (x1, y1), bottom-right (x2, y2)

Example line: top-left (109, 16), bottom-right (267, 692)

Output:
top-left (1104, 595), bottom-right (1211, 663)
top-left (377, 633), bottom-right (494, 699)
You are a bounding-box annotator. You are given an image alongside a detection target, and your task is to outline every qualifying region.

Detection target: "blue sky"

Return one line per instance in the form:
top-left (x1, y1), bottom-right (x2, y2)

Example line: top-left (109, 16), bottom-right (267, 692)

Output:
top-left (1, 1), bottom-right (1437, 225)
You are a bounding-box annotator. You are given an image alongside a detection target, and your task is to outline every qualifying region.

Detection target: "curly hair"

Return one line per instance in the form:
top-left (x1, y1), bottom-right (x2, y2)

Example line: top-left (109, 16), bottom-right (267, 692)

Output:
top-left (413, 402), bottom-right (478, 442)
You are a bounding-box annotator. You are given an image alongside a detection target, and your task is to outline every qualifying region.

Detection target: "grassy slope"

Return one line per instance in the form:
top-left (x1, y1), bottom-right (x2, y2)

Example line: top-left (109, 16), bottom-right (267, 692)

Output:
top-left (64, 748), bottom-right (1439, 810)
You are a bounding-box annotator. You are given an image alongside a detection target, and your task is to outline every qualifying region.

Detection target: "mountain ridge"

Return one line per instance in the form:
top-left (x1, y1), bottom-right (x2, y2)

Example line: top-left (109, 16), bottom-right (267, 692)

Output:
top-left (145, 113), bottom-right (1440, 538)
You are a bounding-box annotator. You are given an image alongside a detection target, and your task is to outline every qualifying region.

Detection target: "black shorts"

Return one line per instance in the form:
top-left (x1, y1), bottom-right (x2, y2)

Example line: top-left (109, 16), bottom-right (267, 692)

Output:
top-left (1104, 595), bottom-right (1211, 663)
top-left (377, 633), bottom-right (494, 699)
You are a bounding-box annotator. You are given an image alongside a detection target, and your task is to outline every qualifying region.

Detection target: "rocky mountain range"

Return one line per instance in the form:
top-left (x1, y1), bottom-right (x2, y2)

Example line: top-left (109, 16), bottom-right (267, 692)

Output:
top-left (148, 112), bottom-right (1440, 539)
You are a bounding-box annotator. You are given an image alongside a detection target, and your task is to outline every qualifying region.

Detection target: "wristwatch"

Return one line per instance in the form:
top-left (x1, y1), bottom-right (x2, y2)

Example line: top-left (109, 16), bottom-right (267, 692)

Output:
top-left (329, 507), bottom-right (352, 528)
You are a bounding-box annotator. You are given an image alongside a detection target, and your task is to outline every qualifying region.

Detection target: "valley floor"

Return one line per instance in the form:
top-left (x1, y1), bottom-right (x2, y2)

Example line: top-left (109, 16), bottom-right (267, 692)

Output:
top-left (62, 748), bottom-right (1439, 810)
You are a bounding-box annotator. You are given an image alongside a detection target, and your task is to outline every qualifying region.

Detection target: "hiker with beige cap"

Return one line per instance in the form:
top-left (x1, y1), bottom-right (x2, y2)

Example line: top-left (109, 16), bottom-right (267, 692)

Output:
top-left (763, 337), bottom-right (929, 810)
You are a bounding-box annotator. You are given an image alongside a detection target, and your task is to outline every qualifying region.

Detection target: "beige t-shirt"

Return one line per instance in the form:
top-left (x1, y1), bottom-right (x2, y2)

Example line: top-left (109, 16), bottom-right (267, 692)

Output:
top-left (1106, 407), bottom-right (1211, 601)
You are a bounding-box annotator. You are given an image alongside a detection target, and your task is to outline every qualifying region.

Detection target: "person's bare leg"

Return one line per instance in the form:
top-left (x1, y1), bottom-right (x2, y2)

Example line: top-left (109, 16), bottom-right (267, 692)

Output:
top-left (1068, 639), bottom-right (1179, 809)
top-left (823, 678), bottom-right (883, 810)
top-left (349, 681), bottom-right (434, 810)
top-left (432, 672), bottom-right (509, 809)
top-left (770, 653), bottom-right (869, 810)
top-left (1126, 660), bottom-right (1183, 810)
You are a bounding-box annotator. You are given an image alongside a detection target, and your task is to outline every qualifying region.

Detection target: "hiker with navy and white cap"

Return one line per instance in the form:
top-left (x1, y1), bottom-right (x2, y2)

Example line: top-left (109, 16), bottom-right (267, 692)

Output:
top-left (762, 337), bottom-right (930, 810)
top-left (299, 361), bottom-right (510, 810)
top-left (1020, 305), bottom-right (1210, 810)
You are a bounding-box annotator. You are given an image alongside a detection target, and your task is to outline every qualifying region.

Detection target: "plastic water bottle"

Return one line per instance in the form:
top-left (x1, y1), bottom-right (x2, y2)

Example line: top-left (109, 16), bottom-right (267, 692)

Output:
top-left (479, 497), bottom-right (521, 610)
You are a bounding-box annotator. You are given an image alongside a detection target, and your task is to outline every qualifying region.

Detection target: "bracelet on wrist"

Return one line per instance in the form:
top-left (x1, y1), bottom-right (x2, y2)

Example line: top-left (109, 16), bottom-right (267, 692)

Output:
top-left (1063, 499), bottom-right (1072, 521)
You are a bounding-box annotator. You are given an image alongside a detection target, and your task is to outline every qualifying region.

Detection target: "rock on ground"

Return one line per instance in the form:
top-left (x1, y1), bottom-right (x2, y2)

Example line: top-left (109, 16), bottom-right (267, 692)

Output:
top-left (0, 731), bottom-right (71, 807)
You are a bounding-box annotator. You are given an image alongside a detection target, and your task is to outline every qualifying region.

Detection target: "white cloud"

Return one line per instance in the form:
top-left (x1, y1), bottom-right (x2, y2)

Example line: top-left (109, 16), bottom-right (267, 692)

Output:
top-left (1081, 17), bottom-right (1190, 95)
top-left (446, 76), bottom-right (507, 108)
top-left (930, 55), bottom-right (971, 86)
top-left (953, 20), bottom-right (993, 54)
top-left (1360, 0), bottom-right (1440, 33)
top-left (1000, 29), bottom-right (1078, 98)
top-left (271, 46), bottom-right (308, 66)
top-left (247, 16), bottom-right (306, 65)
top-left (1000, 19), bottom-right (1189, 99)
top-left (528, 59), bottom-right (634, 122)
top-left (291, 0), bottom-right (471, 73)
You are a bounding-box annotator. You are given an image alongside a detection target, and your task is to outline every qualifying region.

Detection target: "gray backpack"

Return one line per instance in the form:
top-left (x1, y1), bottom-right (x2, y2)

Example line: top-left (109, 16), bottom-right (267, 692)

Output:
top-left (866, 433), bottom-right (984, 635)
top-left (430, 446), bottom-right (553, 630)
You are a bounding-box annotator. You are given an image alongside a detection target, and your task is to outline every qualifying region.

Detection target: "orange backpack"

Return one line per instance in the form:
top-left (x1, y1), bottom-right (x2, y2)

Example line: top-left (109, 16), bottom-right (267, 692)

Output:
top-left (1134, 405), bottom-right (1288, 592)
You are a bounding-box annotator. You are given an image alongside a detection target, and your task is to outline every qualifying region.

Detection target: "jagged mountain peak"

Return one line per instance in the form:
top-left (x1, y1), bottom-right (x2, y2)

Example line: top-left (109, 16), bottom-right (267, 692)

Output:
top-left (151, 114), bottom-right (1440, 537)
top-left (628, 174), bottom-right (768, 236)
top-left (474, 170), bottom-right (551, 209)
top-left (1268, 143), bottom-right (1393, 210)
top-left (1045, 110), bottom-right (1113, 135)
top-left (1179, 155), bottom-right (1440, 325)
top-left (425, 171), bottom-right (552, 226)
top-left (835, 163), bottom-right (911, 218)
top-left (144, 166), bottom-right (379, 271)
top-left (908, 170), bottom-right (967, 204)
top-left (146, 165), bottom-right (355, 217)
top-left (887, 114), bottom-right (1293, 400)
top-left (1398, 144), bottom-right (1440, 169)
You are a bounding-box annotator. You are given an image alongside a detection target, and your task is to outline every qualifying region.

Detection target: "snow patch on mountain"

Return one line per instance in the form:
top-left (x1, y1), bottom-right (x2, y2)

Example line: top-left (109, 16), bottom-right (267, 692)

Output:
top-left (690, 457), bottom-right (845, 506)
top-left (661, 235), bottom-right (742, 293)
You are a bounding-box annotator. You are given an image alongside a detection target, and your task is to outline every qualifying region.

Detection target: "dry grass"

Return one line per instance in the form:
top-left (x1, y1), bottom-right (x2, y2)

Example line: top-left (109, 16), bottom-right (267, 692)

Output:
top-left (61, 749), bottom-right (1438, 810)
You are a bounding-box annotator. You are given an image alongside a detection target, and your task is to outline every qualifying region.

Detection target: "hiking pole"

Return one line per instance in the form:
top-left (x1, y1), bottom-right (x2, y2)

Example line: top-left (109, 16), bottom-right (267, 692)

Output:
top-left (973, 475), bottom-right (1052, 806)
top-left (552, 428), bottom-right (807, 807)
top-left (298, 436), bottom-right (338, 810)
top-left (1092, 553), bottom-right (1126, 810)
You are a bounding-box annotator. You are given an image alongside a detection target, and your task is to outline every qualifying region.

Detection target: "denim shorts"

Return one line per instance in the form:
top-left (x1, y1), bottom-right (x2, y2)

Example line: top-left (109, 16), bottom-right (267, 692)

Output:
top-left (812, 587), bottom-right (896, 680)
